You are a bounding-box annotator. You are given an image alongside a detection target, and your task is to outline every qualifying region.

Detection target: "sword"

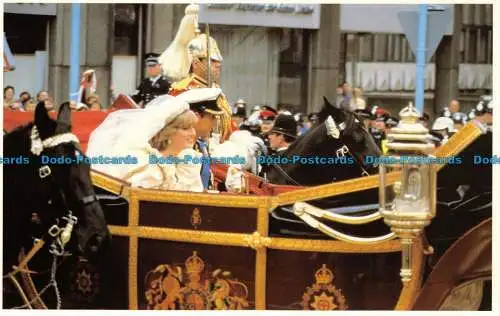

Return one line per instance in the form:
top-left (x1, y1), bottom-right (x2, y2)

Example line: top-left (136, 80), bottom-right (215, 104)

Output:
top-left (205, 23), bottom-right (212, 87)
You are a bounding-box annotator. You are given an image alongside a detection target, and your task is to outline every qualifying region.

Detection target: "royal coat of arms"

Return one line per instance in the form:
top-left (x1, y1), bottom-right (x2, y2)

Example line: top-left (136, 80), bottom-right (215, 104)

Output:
top-left (301, 264), bottom-right (348, 310)
top-left (144, 251), bottom-right (250, 310)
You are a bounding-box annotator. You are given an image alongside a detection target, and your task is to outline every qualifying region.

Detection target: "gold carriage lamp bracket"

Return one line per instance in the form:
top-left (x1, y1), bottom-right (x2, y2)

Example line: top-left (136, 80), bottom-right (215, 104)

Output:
top-left (379, 102), bottom-right (437, 284)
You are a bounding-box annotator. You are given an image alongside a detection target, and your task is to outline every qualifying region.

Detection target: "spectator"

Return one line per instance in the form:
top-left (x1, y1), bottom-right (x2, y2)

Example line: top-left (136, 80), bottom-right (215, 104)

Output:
top-left (17, 91), bottom-right (32, 109)
top-left (25, 99), bottom-right (37, 112)
top-left (335, 85), bottom-right (344, 108)
top-left (70, 100), bottom-right (89, 112)
top-left (4, 86), bottom-right (16, 109)
top-left (36, 90), bottom-right (50, 103)
top-left (86, 94), bottom-right (103, 111)
top-left (449, 99), bottom-right (460, 113)
top-left (337, 82), bottom-right (353, 111)
top-left (350, 87), bottom-right (366, 110)
top-left (44, 97), bottom-right (56, 112)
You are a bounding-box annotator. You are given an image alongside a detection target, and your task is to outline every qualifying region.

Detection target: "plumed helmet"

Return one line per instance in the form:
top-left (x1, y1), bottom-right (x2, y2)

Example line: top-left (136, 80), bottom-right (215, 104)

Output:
top-left (235, 98), bottom-right (246, 106)
top-left (233, 104), bottom-right (246, 117)
top-left (432, 116), bottom-right (455, 133)
top-left (451, 112), bottom-right (468, 125)
top-left (441, 107), bottom-right (452, 118)
top-left (468, 109), bottom-right (476, 120)
top-left (475, 95), bottom-right (493, 115)
top-left (188, 33), bottom-right (223, 62)
top-left (159, 4), bottom-right (200, 82)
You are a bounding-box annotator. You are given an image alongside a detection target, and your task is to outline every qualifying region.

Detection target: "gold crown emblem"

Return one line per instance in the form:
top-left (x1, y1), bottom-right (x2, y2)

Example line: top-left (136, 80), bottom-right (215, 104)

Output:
top-left (185, 251), bottom-right (205, 275)
top-left (314, 264), bottom-right (334, 284)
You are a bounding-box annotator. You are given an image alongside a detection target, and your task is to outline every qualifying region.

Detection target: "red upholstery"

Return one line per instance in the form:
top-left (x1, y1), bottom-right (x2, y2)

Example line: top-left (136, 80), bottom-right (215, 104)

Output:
top-left (3, 110), bottom-right (110, 152)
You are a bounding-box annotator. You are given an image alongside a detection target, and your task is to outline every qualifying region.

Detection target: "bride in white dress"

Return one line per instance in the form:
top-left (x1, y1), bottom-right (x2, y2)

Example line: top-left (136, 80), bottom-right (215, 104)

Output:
top-left (87, 89), bottom-right (223, 192)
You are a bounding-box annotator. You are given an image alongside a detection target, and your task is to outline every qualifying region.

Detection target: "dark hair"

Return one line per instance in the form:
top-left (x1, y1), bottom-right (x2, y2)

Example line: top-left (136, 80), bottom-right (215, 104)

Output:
top-left (36, 90), bottom-right (49, 99)
top-left (20, 91), bottom-right (31, 98)
top-left (271, 132), bottom-right (295, 144)
top-left (283, 134), bottom-right (295, 143)
top-left (4, 86), bottom-right (15, 94)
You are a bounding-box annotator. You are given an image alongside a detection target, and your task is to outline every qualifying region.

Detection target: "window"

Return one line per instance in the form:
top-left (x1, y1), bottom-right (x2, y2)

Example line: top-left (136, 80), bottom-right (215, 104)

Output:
top-left (4, 13), bottom-right (48, 54)
top-left (278, 29), bottom-right (310, 112)
top-left (460, 26), bottom-right (492, 63)
top-left (113, 4), bottom-right (139, 55)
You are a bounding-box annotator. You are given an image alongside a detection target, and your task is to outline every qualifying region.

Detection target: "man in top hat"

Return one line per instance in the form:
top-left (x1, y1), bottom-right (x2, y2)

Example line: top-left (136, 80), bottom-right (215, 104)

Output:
top-left (130, 53), bottom-right (171, 107)
top-left (159, 4), bottom-right (232, 142)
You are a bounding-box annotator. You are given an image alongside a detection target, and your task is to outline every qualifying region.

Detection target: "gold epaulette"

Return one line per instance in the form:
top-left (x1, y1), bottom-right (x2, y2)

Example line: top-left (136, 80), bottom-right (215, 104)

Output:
top-left (216, 94), bottom-right (233, 141)
top-left (169, 74), bottom-right (208, 94)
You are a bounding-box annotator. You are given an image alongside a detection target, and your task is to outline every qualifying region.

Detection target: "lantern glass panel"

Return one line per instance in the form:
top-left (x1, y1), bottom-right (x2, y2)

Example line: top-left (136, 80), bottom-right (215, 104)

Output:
top-left (378, 157), bottom-right (402, 212)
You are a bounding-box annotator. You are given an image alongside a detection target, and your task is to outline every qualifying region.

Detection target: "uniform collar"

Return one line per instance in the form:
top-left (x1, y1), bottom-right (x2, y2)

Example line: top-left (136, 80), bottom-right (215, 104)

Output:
top-left (276, 146), bottom-right (288, 152)
top-left (150, 75), bottom-right (161, 84)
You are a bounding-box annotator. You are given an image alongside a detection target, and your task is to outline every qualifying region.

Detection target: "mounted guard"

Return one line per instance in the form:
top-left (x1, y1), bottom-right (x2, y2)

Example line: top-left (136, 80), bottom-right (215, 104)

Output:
top-left (159, 4), bottom-right (232, 143)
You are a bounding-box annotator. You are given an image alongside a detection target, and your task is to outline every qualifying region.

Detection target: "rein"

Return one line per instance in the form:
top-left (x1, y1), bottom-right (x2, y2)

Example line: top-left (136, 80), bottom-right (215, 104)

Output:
top-left (3, 125), bottom-right (97, 309)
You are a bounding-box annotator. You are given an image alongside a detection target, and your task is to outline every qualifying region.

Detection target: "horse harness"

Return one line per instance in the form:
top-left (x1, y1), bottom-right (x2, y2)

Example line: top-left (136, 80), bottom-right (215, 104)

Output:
top-left (3, 125), bottom-right (98, 309)
top-left (271, 115), bottom-right (371, 186)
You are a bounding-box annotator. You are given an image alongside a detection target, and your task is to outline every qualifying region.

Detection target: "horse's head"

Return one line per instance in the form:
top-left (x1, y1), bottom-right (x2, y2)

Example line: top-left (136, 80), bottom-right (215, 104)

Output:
top-left (8, 102), bottom-right (110, 260)
top-left (266, 97), bottom-right (380, 186)
top-left (318, 96), bottom-right (381, 173)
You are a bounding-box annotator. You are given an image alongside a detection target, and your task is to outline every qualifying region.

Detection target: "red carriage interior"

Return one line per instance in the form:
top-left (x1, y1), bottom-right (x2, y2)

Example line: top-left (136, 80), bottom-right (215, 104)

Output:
top-left (4, 109), bottom-right (302, 196)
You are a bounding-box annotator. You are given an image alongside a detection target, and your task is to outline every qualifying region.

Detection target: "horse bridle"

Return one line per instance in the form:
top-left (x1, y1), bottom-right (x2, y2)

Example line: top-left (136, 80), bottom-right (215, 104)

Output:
top-left (270, 115), bottom-right (371, 186)
top-left (3, 125), bottom-right (98, 309)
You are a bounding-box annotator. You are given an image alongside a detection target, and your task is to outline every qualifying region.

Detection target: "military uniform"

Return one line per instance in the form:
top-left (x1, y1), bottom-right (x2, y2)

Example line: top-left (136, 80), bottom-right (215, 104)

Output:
top-left (158, 4), bottom-right (239, 189)
top-left (131, 75), bottom-right (171, 106)
top-left (131, 53), bottom-right (171, 106)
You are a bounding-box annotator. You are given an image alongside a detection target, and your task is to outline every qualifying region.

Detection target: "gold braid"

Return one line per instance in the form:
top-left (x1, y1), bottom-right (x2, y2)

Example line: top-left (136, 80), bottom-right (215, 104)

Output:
top-left (216, 94), bottom-right (233, 141)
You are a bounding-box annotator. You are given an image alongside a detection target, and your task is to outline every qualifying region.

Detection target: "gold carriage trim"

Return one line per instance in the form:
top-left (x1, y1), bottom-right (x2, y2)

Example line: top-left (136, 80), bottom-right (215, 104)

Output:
top-left (301, 264), bottom-right (348, 310)
top-left (144, 251), bottom-right (250, 310)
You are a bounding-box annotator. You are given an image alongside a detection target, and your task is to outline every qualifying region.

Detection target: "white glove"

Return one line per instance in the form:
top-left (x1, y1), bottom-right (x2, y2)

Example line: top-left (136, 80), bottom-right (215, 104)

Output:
top-left (225, 165), bottom-right (245, 193)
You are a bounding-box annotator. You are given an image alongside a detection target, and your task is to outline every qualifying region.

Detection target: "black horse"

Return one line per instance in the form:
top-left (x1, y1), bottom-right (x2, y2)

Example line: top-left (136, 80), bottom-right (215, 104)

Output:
top-left (266, 96), bottom-right (381, 186)
top-left (3, 102), bottom-right (110, 308)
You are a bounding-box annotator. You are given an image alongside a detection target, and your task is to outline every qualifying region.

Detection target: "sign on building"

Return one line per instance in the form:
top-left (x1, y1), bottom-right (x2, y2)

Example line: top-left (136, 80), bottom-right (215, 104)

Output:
top-left (198, 4), bottom-right (320, 29)
top-left (340, 4), bottom-right (454, 34)
top-left (4, 3), bottom-right (57, 16)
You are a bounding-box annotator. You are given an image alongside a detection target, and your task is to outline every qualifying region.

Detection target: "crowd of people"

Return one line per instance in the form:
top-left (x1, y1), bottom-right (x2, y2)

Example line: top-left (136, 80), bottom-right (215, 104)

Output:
top-left (3, 83), bottom-right (103, 113)
top-left (3, 86), bottom-right (56, 112)
top-left (229, 91), bottom-right (493, 156)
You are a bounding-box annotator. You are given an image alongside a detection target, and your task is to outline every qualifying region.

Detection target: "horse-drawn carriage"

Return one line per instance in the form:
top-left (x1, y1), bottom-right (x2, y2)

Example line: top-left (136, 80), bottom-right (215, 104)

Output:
top-left (2, 102), bottom-right (492, 310)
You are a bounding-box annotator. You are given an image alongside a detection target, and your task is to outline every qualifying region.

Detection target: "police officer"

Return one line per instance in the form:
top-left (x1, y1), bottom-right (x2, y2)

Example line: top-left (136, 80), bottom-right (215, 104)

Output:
top-left (131, 53), bottom-right (171, 107)
top-left (266, 113), bottom-right (298, 154)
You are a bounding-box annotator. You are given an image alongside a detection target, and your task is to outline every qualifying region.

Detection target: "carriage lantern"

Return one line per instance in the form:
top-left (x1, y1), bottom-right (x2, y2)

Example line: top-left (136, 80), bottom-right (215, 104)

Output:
top-left (378, 102), bottom-right (437, 283)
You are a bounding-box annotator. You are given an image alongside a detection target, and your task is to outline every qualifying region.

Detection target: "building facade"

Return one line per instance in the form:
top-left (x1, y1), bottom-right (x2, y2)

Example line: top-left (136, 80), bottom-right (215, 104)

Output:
top-left (4, 3), bottom-right (492, 116)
